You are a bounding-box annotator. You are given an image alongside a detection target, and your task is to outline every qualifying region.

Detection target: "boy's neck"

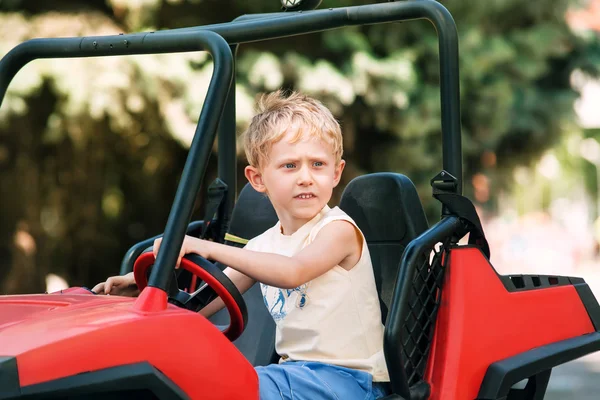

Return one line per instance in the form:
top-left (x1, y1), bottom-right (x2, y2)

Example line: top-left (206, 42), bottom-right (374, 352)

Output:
top-left (277, 211), bottom-right (321, 236)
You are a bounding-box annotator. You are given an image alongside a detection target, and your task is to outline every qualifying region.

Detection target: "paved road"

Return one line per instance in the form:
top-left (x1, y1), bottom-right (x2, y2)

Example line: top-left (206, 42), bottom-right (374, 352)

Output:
top-left (545, 354), bottom-right (600, 399)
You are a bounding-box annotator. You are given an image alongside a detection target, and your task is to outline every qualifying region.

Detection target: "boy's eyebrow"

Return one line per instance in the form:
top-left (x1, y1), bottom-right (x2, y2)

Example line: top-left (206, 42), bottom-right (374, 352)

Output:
top-left (274, 154), bottom-right (330, 163)
top-left (273, 156), bottom-right (300, 164)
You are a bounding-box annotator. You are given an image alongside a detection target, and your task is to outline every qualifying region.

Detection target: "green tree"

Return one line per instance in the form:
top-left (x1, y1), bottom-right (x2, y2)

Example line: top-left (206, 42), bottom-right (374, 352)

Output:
top-left (1, 0), bottom-right (599, 293)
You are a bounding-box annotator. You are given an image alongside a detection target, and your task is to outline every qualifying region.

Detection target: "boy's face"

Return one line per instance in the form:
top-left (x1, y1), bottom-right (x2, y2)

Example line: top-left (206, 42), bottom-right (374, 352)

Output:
top-left (245, 130), bottom-right (345, 232)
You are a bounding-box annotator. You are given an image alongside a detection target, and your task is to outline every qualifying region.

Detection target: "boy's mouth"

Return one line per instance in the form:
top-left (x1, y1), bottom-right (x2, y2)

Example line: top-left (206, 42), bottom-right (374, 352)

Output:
top-left (294, 193), bottom-right (316, 199)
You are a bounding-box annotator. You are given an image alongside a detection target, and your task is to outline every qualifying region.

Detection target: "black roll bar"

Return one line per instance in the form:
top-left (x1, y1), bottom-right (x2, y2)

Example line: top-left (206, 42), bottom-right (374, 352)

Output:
top-left (165, 1), bottom-right (463, 192)
top-left (0, 0), bottom-right (462, 195)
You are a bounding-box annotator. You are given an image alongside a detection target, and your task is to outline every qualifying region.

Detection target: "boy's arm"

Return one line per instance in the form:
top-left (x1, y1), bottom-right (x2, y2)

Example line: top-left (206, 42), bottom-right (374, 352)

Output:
top-left (190, 220), bottom-right (360, 289)
top-left (198, 267), bottom-right (255, 317)
top-left (92, 265), bottom-right (256, 319)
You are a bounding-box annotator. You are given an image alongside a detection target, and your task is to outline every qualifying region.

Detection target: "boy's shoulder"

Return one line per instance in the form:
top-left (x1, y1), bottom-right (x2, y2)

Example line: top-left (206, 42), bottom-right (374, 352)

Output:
top-left (321, 205), bottom-right (350, 221)
top-left (308, 206), bottom-right (359, 240)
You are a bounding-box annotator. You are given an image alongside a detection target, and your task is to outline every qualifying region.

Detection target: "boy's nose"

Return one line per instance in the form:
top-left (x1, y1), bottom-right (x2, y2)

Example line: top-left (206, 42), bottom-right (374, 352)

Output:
top-left (297, 167), bottom-right (313, 185)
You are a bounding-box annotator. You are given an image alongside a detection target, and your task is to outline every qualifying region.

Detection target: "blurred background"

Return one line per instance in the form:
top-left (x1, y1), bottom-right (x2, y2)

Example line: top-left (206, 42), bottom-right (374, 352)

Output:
top-left (1, 0), bottom-right (600, 394)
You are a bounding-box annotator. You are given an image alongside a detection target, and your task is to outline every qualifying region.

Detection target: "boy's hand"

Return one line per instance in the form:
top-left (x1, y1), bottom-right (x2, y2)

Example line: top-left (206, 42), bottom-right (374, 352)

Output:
top-left (153, 235), bottom-right (208, 268)
top-left (92, 272), bottom-right (139, 297)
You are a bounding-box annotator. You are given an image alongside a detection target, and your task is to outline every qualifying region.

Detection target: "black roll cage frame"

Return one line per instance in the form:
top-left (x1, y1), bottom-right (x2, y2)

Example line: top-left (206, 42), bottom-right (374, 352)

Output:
top-left (0, 1), bottom-right (463, 398)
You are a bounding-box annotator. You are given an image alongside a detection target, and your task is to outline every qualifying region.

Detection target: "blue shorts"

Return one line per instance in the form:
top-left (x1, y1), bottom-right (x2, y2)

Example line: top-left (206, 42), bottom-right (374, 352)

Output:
top-left (255, 361), bottom-right (390, 400)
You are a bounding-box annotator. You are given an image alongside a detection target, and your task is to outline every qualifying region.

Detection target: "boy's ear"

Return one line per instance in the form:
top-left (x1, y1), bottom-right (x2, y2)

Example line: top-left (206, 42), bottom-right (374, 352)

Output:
top-left (244, 165), bottom-right (267, 193)
top-left (333, 159), bottom-right (346, 187)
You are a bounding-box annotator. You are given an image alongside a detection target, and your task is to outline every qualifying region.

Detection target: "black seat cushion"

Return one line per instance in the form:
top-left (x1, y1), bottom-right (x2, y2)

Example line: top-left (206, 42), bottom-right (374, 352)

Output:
top-left (339, 173), bottom-right (428, 322)
top-left (209, 183), bottom-right (279, 366)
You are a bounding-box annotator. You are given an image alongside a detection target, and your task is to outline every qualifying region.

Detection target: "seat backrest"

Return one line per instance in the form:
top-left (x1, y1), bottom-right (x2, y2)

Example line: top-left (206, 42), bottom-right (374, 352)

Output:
top-left (225, 183), bottom-right (279, 244)
top-left (209, 183), bottom-right (279, 366)
top-left (339, 173), bottom-right (429, 322)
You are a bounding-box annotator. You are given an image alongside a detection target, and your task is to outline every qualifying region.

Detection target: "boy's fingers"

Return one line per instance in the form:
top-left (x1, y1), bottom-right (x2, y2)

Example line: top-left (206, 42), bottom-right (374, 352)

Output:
top-left (176, 248), bottom-right (186, 269)
top-left (91, 282), bottom-right (104, 294)
top-left (104, 278), bottom-right (114, 294)
top-left (153, 238), bottom-right (162, 258)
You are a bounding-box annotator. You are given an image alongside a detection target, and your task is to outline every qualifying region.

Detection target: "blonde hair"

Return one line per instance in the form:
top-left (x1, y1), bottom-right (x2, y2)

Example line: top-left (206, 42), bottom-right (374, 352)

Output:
top-left (243, 90), bottom-right (343, 168)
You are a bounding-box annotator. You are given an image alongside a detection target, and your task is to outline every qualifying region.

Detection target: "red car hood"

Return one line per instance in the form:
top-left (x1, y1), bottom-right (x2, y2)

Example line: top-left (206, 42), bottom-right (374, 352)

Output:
top-left (0, 292), bottom-right (193, 356)
top-left (0, 293), bottom-right (125, 328)
top-left (0, 292), bottom-right (258, 398)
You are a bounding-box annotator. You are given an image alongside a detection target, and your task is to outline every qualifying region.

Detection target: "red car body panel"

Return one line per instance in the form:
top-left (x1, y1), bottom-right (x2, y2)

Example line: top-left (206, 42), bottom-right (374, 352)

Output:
top-left (425, 247), bottom-right (595, 400)
top-left (0, 288), bottom-right (258, 399)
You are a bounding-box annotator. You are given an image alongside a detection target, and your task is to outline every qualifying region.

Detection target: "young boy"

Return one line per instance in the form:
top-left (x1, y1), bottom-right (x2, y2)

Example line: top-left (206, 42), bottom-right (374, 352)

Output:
top-left (93, 91), bottom-right (390, 399)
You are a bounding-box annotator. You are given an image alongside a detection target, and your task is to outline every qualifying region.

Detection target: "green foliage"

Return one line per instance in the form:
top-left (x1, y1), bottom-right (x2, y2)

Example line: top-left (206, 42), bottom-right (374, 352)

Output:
top-left (1, 0), bottom-right (600, 292)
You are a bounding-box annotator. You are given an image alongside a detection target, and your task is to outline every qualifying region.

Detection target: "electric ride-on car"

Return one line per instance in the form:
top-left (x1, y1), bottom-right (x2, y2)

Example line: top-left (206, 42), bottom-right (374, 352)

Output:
top-left (1, 1), bottom-right (600, 399)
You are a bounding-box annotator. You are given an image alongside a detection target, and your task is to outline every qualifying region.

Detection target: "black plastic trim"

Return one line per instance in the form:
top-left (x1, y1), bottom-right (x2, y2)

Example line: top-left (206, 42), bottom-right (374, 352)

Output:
top-left (570, 277), bottom-right (600, 331)
top-left (0, 357), bottom-right (19, 399)
top-left (499, 274), bottom-right (571, 292)
top-left (1, 362), bottom-right (189, 400)
top-left (477, 332), bottom-right (600, 400)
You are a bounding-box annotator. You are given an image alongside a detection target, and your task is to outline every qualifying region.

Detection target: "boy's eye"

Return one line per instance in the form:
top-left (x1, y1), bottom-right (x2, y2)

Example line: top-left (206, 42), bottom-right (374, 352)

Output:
top-left (313, 161), bottom-right (324, 167)
top-left (283, 163), bottom-right (296, 169)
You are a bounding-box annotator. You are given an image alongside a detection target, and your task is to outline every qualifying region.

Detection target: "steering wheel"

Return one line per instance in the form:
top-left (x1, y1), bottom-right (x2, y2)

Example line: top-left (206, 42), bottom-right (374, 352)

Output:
top-left (133, 251), bottom-right (248, 341)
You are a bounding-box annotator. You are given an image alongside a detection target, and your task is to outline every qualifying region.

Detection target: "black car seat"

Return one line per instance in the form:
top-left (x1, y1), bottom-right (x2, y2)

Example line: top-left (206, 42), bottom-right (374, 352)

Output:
top-left (209, 183), bottom-right (279, 366)
top-left (339, 172), bottom-right (429, 323)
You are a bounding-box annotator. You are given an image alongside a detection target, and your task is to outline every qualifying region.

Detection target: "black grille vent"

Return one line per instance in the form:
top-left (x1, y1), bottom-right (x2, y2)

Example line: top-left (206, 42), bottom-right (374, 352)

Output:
top-left (402, 240), bottom-right (449, 387)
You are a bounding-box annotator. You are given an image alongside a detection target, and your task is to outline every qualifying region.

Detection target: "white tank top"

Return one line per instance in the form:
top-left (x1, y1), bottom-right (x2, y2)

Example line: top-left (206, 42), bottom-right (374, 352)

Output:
top-left (245, 205), bottom-right (390, 382)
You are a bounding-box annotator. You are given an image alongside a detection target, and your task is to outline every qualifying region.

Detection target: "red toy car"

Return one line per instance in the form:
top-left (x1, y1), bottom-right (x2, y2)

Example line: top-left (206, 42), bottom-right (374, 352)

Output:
top-left (1, 1), bottom-right (599, 399)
